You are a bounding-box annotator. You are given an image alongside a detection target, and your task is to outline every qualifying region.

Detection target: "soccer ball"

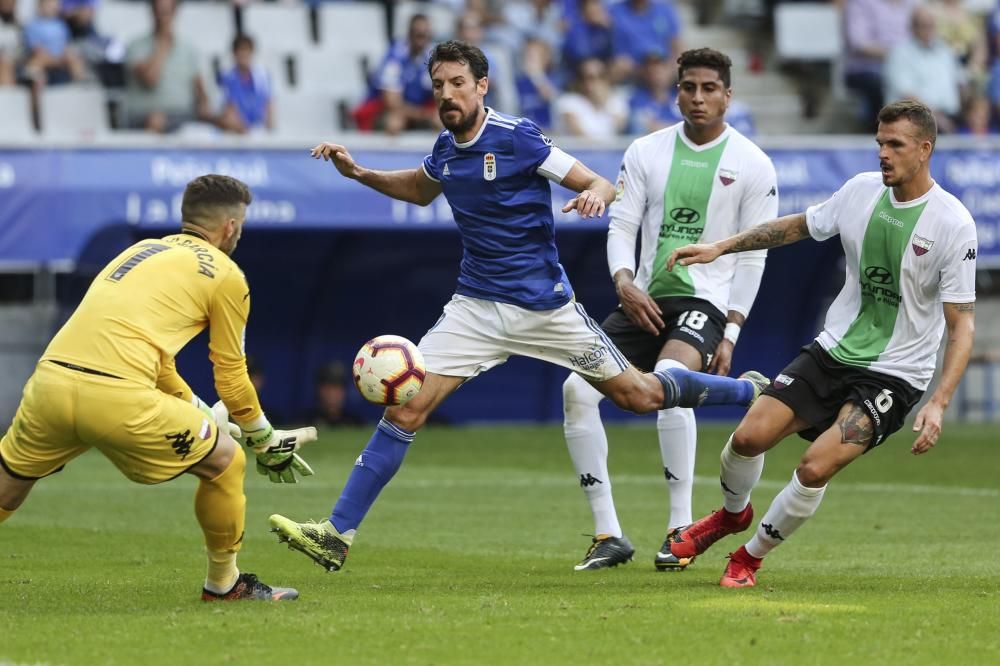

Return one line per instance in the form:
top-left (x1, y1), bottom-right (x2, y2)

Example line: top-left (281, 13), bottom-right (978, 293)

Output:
top-left (352, 335), bottom-right (426, 406)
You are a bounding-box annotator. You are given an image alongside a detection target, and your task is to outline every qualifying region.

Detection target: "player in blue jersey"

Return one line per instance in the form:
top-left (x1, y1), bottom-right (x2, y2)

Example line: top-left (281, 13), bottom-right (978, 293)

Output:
top-left (268, 41), bottom-right (770, 572)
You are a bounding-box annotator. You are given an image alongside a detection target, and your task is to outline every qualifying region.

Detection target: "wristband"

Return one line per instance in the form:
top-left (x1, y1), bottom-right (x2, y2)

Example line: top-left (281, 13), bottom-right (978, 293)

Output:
top-left (723, 323), bottom-right (741, 345)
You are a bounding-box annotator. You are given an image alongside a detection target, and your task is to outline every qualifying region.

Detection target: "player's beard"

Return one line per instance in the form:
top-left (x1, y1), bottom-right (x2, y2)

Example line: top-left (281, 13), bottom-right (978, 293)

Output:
top-left (440, 104), bottom-right (481, 136)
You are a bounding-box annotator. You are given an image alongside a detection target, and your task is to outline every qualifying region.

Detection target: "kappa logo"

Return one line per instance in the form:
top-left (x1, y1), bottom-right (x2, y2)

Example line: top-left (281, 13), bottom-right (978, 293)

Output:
top-left (663, 466), bottom-right (679, 481)
top-left (964, 248), bottom-right (977, 261)
top-left (762, 523), bottom-right (784, 541)
top-left (766, 185), bottom-right (777, 197)
top-left (483, 153), bottom-right (496, 181)
top-left (718, 168), bottom-right (738, 186)
top-left (165, 429), bottom-right (195, 460)
top-left (579, 473), bottom-right (603, 487)
top-left (911, 234), bottom-right (933, 256)
top-left (878, 210), bottom-right (904, 228)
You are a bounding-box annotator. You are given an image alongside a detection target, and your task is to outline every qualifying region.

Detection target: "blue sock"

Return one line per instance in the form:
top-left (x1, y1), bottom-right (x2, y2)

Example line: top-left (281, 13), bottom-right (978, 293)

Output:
top-left (329, 418), bottom-right (413, 533)
top-left (654, 368), bottom-right (754, 409)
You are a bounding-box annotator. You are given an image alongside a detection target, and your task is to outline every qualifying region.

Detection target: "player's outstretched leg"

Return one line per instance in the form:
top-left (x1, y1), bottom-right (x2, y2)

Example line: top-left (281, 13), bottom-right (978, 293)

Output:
top-left (655, 367), bottom-right (770, 409)
top-left (269, 514), bottom-right (352, 572)
top-left (193, 443), bottom-right (297, 601)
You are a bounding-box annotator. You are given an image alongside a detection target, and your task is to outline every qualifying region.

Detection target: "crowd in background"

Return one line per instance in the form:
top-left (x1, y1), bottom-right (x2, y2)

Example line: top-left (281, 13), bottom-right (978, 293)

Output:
top-left (1, 0), bottom-right (1000, 137)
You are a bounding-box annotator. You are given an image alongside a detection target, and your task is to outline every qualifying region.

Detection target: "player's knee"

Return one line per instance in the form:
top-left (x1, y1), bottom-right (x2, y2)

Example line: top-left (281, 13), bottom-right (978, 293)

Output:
top-left (563, 374), bottom-right (602, 413)
top-left (731, 423), bottom-right (768, 457)
top-left (795, 459), bottom-right (831, 487)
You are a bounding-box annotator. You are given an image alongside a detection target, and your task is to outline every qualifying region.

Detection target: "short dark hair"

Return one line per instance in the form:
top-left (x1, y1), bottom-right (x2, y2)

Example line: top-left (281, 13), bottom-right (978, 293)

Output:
top-left (878, 99), bottom-right (937, 149)
top-left (427, 40), bottom-right (489, 80)
top-left (232, 33), bottom-right (254, 53)
top-left (181, 175), bottom-right (252, 227)
top-left (677, 48), bottom-right (732, 88)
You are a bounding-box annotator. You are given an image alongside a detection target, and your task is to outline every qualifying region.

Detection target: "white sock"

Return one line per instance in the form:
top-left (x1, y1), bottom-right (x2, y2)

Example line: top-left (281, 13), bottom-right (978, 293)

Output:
top-left (745, 471), bottom-right (826, 559)
top-left (719, 435), bottom-right (764, 513)
top-left (563, 373), bottom-right (622, 538)
top-left (655, 358), bottom-right (697, 529)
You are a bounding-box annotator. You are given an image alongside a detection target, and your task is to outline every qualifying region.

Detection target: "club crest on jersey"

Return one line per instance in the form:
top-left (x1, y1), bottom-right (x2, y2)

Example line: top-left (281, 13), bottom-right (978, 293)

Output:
top-left (911, 234), bottom-right (934, 256)
top-left (718, 168), bottom-right (738, 186)
top-left (483, 153), bottom-right (497, 181)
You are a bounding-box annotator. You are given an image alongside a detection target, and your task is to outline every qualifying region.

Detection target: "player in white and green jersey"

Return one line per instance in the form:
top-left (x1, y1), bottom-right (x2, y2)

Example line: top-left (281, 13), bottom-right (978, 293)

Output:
top-left (564, 48), bottom-right (778, 572)
top-left (661, 100), bottom-right (977, 588)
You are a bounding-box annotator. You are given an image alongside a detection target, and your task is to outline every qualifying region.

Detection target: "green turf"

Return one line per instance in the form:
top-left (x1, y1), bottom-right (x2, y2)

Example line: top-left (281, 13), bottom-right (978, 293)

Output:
top-left (2, 423), bottom-right (998, 665)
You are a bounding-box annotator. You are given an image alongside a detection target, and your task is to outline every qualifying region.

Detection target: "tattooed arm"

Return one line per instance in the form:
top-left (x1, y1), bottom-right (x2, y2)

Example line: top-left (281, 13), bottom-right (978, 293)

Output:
top-left (911, 301), bottom-right (976, 455)
top-left (666, 213), bottom-right (810, 271)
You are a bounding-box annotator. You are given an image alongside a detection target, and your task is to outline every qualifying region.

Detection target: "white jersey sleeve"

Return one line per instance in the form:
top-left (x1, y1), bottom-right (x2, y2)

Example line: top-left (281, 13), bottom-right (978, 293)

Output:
top-left (940, 222), bottom-right (978, 303)
top-left (607, 140), bottom-right (646, 277)
top-left (726, 156), bottom-right (778, 316)
top-left (806, 174), bottom-right (869, 240)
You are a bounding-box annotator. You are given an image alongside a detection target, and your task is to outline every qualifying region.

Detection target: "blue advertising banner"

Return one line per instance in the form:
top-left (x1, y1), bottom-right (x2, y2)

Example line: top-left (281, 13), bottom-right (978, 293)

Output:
top-left (0, 145), bottom-right (998, 267)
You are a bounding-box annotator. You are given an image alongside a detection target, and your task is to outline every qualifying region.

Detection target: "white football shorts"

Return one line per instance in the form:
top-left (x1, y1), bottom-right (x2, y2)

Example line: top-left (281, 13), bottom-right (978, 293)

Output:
top-left (418, 294), bottom-right (630, 382)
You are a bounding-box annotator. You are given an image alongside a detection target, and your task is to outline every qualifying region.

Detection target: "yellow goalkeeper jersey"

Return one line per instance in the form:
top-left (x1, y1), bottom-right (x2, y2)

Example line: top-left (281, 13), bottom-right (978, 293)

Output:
top-left (42, 232), bottom-right (263, 424)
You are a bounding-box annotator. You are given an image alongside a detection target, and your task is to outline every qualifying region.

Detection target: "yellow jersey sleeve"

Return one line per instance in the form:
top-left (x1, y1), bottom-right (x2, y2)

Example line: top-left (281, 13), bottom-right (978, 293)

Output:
top-left (210, 265), bottom-right (263, 424)
top-left (156, 353), bottom-right (194, 401)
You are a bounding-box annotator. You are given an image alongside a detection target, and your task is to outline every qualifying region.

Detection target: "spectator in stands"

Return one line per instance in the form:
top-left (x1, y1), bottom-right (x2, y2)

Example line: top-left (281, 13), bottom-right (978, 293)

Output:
top-left (934, 0), bottom-right (985, 68)
top-left (959, 93), bottom-right (994, 135)
top-left (124, 0), bottom-right (209, 133)
top-left (555, 56), bottom-right (627, 139)
top-left (0, 0), bottom-right (21, 86)
top-left (609, 0), bottom-right (682, 83)
top-left (62, 0), bottom-right (124, 88)
top-left (843, 0), bottom-right (918, 130)
top-left (516, 36), bottom-right (559, 129)
top-left (500, 0), bottom-right (563, 55)
top-left (217, 34), bottom-right (272, 135)
top-left (990, 1), bottom-right (1000, 63)
top-left (562, 0), bottom-right (613, 74)
top-left (353, 13), bottom-right (435, 134)
top-left (456, 9), bottom-right (507, 111)
top-left (310, 362), bottom-right (364, 428)
top-left (988, 56), bottom-right (1000, 120)
top-left (884, 5), bottom-right (961, 133)
top-left (628, 50), bottom-right (680, 134)
top-left (22, 0), bottom-right (86, 86)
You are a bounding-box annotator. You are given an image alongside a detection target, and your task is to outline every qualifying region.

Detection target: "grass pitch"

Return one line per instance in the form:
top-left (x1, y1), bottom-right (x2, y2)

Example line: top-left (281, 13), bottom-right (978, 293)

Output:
top-left (2, 422), bottom-right (998, 665)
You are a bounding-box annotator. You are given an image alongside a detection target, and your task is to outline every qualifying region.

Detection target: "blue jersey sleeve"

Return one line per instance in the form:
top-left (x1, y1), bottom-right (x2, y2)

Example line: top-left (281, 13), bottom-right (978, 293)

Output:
top-left (512, 120), bottom-right (554, 174)
top-left (421, 132), bottom-right (448, 181)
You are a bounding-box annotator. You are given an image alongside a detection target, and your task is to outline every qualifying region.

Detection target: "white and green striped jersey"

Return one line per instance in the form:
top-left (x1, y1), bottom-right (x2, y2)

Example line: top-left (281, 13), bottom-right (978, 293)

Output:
top-left (808, 172), bottom-right (978, 390)
top-left (608, 122), bottom-right (778, 316)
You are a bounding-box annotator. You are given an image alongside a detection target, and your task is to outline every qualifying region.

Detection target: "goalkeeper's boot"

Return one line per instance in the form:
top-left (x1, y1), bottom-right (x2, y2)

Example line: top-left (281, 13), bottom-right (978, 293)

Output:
top-left (270, 514), bottom-right (351, 572)
top-left (720, 546), bottom-right (763, 588)
top-left (657, 503), bottom-right (754, 567)
top-left (574, 534), bottom-right (635, 571)
top-left (201, 573), bottom-right (298, 601)
top-left (738, 371), bottom-right (770, 406)
top-left (654, 526), bottom-right (695, 571)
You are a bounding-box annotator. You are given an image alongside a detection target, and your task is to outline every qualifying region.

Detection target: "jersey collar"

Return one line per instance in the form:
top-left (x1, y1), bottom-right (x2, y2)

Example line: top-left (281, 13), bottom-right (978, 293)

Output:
top-left (888, 180), bottom-right (938, 208)
top-left (452, 107), bottom-right (494, 149)
top-left (678, 122), bottom-right (731, 152)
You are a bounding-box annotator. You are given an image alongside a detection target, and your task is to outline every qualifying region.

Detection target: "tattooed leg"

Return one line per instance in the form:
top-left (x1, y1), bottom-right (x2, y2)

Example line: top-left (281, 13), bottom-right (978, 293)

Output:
top-left (838, 403), bottom-right (875, 447)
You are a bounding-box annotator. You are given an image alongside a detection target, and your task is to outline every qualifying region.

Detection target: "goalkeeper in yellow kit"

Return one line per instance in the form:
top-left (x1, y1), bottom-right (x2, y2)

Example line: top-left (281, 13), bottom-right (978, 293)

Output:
top-left (0, 174), bottom-right (316, 601)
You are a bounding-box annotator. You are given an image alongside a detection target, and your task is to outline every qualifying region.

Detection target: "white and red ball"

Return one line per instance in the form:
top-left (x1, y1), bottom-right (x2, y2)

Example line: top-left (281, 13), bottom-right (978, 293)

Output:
top-left (352, 335), bottom-right (426, 406)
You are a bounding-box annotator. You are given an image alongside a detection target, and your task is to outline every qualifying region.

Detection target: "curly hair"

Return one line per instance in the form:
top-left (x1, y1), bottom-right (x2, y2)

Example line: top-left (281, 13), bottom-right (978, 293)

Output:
top-left (677, 48), bottom-right (732, 88)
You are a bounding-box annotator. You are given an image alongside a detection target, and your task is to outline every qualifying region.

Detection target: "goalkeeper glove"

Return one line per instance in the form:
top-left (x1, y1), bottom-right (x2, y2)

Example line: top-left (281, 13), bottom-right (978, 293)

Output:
top-left (215, 404), bottom-right (318, 484)
top-left (195, 395), bottom-right (243, 440)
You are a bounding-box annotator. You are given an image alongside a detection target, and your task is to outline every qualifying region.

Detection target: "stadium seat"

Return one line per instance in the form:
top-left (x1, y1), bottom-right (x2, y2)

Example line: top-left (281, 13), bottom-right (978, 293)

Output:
top-left (272, 93), bottom-right (339, 138)
top-left (394, 0), bottom-right (455, 41)
top-left (242, 4), bottom-right (313, 55)
top-left (317, 2), bottom-right (387, 66)
top-left (39, 86), bottom-right (110, 140)
top-left (95, 1), bottom-right (154, 48)
top-left (176, 3), bottom-right (237, 58)
top-left (0, 88), bottom-right (35, 139)
top-left (295, 48), bottom-right (367, 106)
top-left (774, 3), bottom-right (842, 61)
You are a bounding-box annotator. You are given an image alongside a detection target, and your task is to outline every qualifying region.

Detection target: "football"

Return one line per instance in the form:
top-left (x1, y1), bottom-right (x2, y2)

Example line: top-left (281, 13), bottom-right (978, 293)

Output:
top-left (352, 335), bottom-right (426, 406)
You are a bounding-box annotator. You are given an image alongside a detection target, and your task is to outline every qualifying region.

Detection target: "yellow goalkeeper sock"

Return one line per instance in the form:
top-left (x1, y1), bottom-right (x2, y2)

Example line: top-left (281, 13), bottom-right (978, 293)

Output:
top-left (195, 446), bottom-right (246, 593)
top-left (0, 506), bottom-right (12, 524)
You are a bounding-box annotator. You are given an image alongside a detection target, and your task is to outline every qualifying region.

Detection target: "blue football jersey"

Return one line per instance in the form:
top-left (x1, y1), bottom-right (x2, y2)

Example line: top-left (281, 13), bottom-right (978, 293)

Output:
top-left (422, 109), bottom-right (574, 311)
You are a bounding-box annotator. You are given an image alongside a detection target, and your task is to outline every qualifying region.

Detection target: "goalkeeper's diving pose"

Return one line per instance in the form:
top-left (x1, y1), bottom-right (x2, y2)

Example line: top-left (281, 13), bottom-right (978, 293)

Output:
top-left (0, 174), bottom-right (316, 601)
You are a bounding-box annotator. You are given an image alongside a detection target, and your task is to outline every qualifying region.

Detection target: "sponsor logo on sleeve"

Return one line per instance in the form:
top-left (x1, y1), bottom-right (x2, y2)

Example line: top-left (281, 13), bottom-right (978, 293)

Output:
top-left (773, 373), bottom-right (794, 389)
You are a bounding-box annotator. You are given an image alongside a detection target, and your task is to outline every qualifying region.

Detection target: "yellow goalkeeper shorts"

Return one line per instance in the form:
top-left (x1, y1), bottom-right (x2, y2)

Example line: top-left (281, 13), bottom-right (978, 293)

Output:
top-left (0, 361), bottom-right (218, 484)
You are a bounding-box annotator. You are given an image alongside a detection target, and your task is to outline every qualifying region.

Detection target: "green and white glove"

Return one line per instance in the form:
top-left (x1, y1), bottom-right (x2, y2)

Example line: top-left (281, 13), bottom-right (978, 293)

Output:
top-left (211, 401), bottom-right (317, 483)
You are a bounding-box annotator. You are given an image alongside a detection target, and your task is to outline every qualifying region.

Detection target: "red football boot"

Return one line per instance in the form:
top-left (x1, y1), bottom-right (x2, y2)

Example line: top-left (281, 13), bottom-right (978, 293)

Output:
top-left (720, 546), bottom-right (763, 588)
top-left (657, 503), bottom-right (754, 567)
